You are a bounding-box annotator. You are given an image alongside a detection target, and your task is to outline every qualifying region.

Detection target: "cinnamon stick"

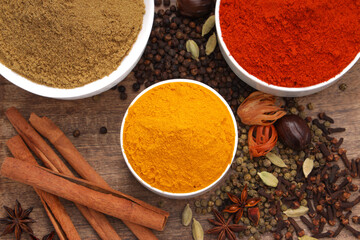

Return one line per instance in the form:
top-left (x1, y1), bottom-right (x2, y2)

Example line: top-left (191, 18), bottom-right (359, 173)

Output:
top-left (1, 157), bottom-right (168, 231)
top-left (6, 135), bottom-right (80, 240)
top-left (5, 107), bottom-right (122, 240)
top-left (29, 113), bottom-right (159, 239)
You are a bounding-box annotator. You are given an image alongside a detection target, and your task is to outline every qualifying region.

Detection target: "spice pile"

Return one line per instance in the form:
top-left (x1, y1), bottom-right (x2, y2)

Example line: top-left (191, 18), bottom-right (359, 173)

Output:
top-left (0, 0), bottom-right (144, 88)
top-left (193, 95), bottom-right (360, 240)
top-left (220, 0), bottom-right (360, 87)
top-left (122, 81), bottom-right (235, 193)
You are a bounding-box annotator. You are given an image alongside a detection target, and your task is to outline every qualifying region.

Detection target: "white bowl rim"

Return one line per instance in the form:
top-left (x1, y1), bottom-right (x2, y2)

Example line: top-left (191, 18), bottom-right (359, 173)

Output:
top-left (120, 79), bottom-right (239, 198)
top-left (0, 0), bottom-right (154, 100)
top-left (215, 0), bottom-right (360, 92)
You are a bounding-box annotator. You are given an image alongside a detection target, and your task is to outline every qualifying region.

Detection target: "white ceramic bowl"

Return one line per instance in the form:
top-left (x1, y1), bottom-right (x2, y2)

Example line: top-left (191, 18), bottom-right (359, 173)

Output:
top-left (215, 0), bottom-right (360, 97)
top-left (0, 0), bottom-right (154, 100)
top-left (120, 79), bottom-right (238, 199)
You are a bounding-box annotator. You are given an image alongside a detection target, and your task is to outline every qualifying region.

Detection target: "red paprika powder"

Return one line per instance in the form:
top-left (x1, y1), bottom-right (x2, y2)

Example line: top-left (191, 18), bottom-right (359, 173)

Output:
top-left (220, 0), bottom-right (360, 87)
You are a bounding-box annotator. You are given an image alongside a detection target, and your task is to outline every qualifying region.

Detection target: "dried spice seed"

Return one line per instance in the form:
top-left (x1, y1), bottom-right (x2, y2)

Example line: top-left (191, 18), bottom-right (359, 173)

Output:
top-left (205, 33), bottom-right (217, 55)
top-left (257, 171), bottom-right (278, 187)
top-left (192, 218), bottom-right (204, 240)
top-left (202, 15), bottom-right (215, 36)
top-left (266, 152), bottom-right (287, 168)
top-left (72, 129), bottom-right (80, 138)
top-left (120, 92), bottom-right (128, 100)
top-left (185, 40), bottom-right (199, 61)
top-left (303, 158), bottom-right (314, 178)
top-left (339, 83), bottom-right (347, 91)
top-left (182, 204), bottom-right (192, 226)
top-left (99, 127), bottom-right (107, 134)
top-left (117, 85), bottom-right (126, 92)
top-left (284, 206), bottom-right (309, 217)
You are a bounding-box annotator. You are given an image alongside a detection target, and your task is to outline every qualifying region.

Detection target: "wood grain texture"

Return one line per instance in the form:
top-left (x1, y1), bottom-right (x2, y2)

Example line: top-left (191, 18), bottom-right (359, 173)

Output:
top-left (0, 5), bottom-right (359, 239)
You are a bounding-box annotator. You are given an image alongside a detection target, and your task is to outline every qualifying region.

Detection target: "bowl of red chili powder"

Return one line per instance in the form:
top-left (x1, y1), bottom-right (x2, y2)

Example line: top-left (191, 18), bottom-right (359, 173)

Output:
top-left (216, 0), bottom-right (360, 97)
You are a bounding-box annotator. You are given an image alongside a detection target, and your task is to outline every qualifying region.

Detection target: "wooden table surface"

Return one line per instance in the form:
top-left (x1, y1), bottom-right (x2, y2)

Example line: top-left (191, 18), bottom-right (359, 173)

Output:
top-left (1, 4), bottom-right (360, 239)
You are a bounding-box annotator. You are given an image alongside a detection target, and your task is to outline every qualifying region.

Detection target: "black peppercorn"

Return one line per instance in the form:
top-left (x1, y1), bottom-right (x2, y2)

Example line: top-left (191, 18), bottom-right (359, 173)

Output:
top-left (170, 5), bottom-right (177, 12)
top-left (163, 0), bottom-right (170, 6)
top-left (132, 83), bottom-right (140, 92)
top-left (73, 130), bottom-right (80, 137)
top-left (120, 92), bottom-right (127, 100)
top-left (119, 86), bottom-right (128, 94)
top-left (99, 127), bottom-right (107, 134)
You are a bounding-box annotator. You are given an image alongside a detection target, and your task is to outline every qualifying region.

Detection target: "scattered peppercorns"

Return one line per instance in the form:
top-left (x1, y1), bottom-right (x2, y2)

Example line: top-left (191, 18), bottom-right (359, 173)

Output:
top-left (99, 127), bottom-right (107, 134)
top-left (132, 6), bottom-right (252, 112)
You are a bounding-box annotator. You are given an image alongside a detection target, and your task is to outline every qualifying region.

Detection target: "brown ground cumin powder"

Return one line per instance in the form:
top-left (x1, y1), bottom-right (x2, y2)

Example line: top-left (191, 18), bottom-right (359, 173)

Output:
top-left (0, 0), bottom-right (144, 88)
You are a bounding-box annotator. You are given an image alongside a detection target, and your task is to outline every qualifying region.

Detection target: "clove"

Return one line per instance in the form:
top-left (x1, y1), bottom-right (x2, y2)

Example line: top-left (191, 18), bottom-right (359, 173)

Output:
top-left (340, 196), bottom-right (360, 209)
top-left (333, 211), bottom-right (352, 237)
top-left (352, 216), bottom-right (360, 224)
top-left (257, 188), bottom-right (274, 201)
top-left (318, 112), bottom-right (334, 123)
top-left (332, 137), bottom-right (344, 151)
top-left (351, 159), bottom-right (358, 177)
top-left (318, 143), bottom-right (330, 158)
top-left (318, 219), bottom-right (326, 234)
top-left (328, 127), bottom-right (346, 134)
top-left (339, 148), bottom-right (351, 169)
top-left (334, 176), bottom-right (352, 191)
top-left (288, 217), bottom-right (305, 237)
top-left (345, 225), bottom-right (360, 239)
top-left (312, 119), bottom-right (329, 135)
top-left (307, 200), bottom-right (316, 218)
top-left (300, 216), bottom-right (315, 231)
top-left (327, 205), bottom-right (335, 226)
top-left (312, 230), bottom-right (334, 238)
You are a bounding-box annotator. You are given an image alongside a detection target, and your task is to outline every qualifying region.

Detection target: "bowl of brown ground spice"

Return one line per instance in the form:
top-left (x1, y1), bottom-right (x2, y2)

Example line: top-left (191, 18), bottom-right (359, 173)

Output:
top-left (120, 79), bottom-right (238, 199)
top-left (0, 0), bottom-right (153, 99)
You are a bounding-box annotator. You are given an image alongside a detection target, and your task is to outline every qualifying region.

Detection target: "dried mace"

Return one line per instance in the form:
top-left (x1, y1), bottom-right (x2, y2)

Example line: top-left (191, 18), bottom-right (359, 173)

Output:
top-left (275, 114), bottom-right (311, 150)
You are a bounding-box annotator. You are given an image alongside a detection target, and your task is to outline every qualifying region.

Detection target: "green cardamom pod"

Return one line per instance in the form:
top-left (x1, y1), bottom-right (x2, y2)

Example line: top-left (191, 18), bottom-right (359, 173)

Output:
top-left (303, 158), bottom-right (313, 178)
top-left (192, 218), bottom-right (204, 240)
top-left (182, 204), bottom-right (192, 226)
top-left (202, 15), bottom-right (215, 36)
top-left (266, 152), bottom-right (287, 168)
top-left (257, 171), bottom-right (278, 187)
top-left (284, 206), bottom-right (309, 217)
top-left (205, 33), bottom-right (217, 55)
top-left (186, 40), bottom-right (199, 61)
top-left (299, 236), bottom-right (318, 240)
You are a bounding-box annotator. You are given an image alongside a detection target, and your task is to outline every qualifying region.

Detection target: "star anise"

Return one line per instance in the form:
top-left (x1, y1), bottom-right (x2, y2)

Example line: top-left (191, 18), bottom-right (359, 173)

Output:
top-left (223, 184), bottom-right (261, 224)
top-left (0, 200), bottom-right (35, 240)
top-left (207, 208), bottom-right (247, 240)
top-left (30, 231), bottom-right (56, 240)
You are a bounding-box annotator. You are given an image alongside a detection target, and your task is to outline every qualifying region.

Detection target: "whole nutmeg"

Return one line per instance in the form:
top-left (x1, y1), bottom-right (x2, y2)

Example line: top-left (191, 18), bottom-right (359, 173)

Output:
top-left (177, 0), bottom-right (213, 18)
top-left (275, 115), bottom-right (311, 150)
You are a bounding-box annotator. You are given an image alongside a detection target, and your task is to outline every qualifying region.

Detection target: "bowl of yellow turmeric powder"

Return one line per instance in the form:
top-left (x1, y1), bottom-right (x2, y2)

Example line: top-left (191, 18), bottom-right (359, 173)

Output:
top-left (120, 79), bottom-right (238, 199)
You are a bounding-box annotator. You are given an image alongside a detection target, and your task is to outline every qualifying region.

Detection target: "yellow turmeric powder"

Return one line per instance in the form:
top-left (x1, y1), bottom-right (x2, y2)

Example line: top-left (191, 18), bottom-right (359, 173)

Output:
top-left (122, 81), bottom-right (236, 193)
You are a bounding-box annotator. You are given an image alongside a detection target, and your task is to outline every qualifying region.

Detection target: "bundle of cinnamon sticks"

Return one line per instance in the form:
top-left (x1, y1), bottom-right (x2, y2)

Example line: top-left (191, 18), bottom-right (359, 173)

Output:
top-left (1, 107), bottom-right (169, 240)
